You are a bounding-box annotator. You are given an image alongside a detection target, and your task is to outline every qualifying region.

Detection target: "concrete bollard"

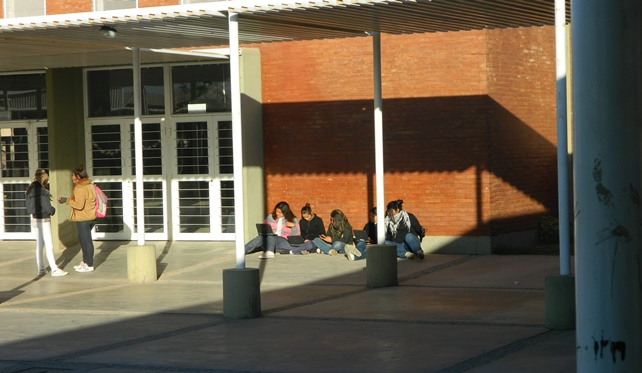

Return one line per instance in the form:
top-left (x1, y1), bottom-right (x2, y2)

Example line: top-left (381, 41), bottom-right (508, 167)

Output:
top-left (366, 244), bottom-right (398, 288)
top-left (223, 268), bottom-right (261, 319)
top-left (127, 244), bottom-right (157, 283)
top-left (545, 274), bottom-right (575, 330)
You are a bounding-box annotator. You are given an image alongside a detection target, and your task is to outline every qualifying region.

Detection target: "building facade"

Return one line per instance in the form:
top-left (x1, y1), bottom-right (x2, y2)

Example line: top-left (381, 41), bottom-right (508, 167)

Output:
top-left (0, 0), bottom-right (559, 253)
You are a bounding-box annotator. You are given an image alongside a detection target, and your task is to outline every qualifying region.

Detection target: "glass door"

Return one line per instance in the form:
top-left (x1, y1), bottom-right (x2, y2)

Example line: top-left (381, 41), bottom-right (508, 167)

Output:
top-left (0, 122), bottom-right (48, 240)
top-left (170, 116), bottom-right (234, 241)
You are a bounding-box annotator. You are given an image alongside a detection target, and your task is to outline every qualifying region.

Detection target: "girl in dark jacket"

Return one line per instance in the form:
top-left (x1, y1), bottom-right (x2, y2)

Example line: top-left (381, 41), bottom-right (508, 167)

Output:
top-left (25, 169), bottom-right (68, 276)
top-left (314, 209), bottom-right (354, 256)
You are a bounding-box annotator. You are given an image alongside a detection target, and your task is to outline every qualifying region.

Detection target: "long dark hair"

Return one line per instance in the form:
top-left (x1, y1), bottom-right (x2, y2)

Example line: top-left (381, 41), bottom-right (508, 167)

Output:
top-left (328, 209), bottom-right (349, 237)
top-left (271, 201), bottom-right (295, 222)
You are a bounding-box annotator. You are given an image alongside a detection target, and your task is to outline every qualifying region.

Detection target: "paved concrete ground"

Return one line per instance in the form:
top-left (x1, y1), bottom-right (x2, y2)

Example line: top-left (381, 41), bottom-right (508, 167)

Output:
top-left (0, 240), bottom-right (575, 373)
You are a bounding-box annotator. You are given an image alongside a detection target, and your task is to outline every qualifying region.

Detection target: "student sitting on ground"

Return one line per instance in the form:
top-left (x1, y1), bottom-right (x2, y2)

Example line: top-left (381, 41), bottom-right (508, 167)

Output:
top-left (245, 201), bottom-right (300, 259)
top-left (279, 203), bottom-right (323, 255)
top-left (384, 199), bottom-right (426, 260)
top-left (364, 207), bottom-right (378, 244)
top-left (313, 209), bottom-right (361, 260)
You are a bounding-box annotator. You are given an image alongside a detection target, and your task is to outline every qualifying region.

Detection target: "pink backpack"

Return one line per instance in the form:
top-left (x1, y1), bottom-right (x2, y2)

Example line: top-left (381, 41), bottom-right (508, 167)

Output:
top-left (94, 184), bottom-right (108, 218)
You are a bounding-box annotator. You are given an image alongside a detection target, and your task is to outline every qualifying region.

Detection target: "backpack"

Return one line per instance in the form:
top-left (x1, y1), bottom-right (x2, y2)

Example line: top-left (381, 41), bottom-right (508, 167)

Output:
top-left (94, 184), bottom-right (108, 218)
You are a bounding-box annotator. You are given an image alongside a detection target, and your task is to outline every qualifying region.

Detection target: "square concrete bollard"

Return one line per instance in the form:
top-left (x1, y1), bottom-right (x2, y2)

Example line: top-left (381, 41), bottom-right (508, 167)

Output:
top-left (223, 268), bottom-right (261, 319)
top-left (545, 274), bottom-right (575, 330)
top-left (127, 244), bottom-right (157, 283)
top-left (366, 244), bottom-right (398, 288)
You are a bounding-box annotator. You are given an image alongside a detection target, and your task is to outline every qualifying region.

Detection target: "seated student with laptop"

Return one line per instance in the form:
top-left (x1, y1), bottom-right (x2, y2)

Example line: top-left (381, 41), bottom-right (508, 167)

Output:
top-left (245, 201), bottom-right (301, 259)
top-left (279, 203), bottom-right (324, 255)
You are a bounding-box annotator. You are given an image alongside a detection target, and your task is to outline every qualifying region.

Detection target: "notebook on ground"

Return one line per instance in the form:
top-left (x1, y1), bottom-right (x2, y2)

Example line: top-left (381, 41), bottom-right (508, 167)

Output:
top-left (353, 230), bottom-right (369, 242)
top-left (256, 223), bottom-right (276, 235)
top-left (287, 235), bottom-right (305, 247)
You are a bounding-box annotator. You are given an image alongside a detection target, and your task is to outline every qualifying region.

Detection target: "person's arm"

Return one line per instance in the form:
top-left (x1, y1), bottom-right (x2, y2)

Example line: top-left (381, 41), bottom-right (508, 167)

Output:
top-left (284, 219), bottom-right (300, 236)
top-left (409, 213), bottom-right (423, 237)
top-left (335, 224), bottom-right (353, 244)
top-left (41, 193), bottom-right (56, 216)
top-left (66, 186), bottom-right (88, 211)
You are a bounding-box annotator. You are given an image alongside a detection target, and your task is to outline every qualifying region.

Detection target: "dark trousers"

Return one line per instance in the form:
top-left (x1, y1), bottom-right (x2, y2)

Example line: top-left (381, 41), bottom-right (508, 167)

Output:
top-left (77, 220), bottom-right (96, 267)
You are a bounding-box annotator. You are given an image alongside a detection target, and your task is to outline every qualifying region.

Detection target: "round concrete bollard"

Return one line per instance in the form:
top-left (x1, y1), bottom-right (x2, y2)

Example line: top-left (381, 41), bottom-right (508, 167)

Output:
top-left (223, 268), bottom-right (262, 319)
top-left (545, 274), bottom-right (575, 330)
top-left (366, 244), bottom-right (398, 288)
top-left (127, 244), bottom-right (157, 283)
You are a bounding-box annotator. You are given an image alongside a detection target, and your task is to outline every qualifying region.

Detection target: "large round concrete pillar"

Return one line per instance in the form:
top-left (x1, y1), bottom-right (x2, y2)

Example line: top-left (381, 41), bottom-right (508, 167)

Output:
top-left (573, 0), bottom-right (642, 370)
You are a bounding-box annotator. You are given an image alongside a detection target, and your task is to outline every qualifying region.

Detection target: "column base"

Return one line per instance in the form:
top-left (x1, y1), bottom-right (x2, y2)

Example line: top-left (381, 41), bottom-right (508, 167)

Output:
top-left (127, 244), bottom-right (157, 283)
top-left (223, 268), bottom-right (262, 319)
top-left (545, 274), bottom-right (575, 330)
top-left (366, 244), bottom-right (398, 288)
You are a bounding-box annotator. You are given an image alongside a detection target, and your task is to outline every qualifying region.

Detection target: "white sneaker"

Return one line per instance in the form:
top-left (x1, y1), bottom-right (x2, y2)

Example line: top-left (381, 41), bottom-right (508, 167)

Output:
top-left (404, 252), bottom-right (415, 260)
top-left (73, 261), bottom-right (85, 270)
top-left (51, 269), bottom-right (69, 277)
top-left (75, 263), bottom-right (94, 272)
top-left (345, 244), bottom-right (362, 259)
top-left (258, 251), bottom-right (275, 259)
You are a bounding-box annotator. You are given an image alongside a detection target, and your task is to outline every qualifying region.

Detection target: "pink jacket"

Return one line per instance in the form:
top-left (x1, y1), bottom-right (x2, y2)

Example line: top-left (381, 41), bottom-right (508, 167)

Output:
top-left (264, 214), bottom-right (300, 238)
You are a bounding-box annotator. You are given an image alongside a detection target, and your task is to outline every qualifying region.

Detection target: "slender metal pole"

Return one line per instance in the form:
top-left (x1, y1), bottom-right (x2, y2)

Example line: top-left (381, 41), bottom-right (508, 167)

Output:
top-left (229, 12), bottom-right (245, 269)
top-left (573, 0), bottom-right (642, 370)
top-left (555, 0), bottom-right (570, 275)
top-left (133, 47), bottom-right (145, 246)
top-left (372, 31), bottom-right (385, 244)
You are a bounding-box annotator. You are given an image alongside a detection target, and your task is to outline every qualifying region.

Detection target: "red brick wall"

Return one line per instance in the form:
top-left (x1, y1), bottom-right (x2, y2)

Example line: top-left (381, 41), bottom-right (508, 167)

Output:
top-left (486, 26), bottom-right (558, 235)
top-left (251, 32), bottom-right (494, 234)
top-left (253, 27), bottom-right (557, 237)
top-left (47, 0), bottom-right (92, 14)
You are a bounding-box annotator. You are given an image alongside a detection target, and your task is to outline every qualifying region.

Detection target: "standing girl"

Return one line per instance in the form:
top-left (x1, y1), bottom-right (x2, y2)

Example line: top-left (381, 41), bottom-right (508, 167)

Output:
top-left (59, 165), bottom-right (97, 272)
top-left (26, 169), bottom-right (68, 276)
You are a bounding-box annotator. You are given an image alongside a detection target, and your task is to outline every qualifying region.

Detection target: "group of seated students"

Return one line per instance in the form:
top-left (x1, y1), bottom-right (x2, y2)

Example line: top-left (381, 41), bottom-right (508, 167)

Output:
top-left (245, 200), bottom-right (426, 260)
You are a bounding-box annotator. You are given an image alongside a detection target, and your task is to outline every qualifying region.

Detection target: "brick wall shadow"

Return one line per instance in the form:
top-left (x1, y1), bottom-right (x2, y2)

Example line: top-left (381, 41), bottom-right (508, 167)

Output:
top-left (263, 95), bottom-right (558, 236)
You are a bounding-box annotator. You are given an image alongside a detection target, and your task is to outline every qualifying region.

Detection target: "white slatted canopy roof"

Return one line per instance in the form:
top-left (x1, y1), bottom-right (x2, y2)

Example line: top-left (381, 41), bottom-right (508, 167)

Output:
top-left (0, 0), bottom-right (570, 72)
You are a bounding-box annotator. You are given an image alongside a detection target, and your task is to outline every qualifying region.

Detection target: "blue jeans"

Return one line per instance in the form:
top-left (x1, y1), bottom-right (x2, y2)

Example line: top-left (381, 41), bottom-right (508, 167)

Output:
top-left (76, 220), bottom-right (96, 267)
top-left (385, 233), bottom-right (422, 258)
top-left (245, 235), bottom-right (279, 254)
top-left (313, 238), bottom-right (347, 255)
top-left (277, 238), bottom-right (316, 254)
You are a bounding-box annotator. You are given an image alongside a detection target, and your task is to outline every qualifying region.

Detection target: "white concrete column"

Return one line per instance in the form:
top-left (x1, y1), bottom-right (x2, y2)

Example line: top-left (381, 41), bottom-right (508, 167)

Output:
top-left (229, 12), bottom-right (245, 269)
top-left (573, 0), bottom-right (642, 370)
top-left (133, 47), bottom-right (145, 245)
top-left (555, 0), bottom-right (570, 276)
top-left (372, 31), bottom-right (386, 244)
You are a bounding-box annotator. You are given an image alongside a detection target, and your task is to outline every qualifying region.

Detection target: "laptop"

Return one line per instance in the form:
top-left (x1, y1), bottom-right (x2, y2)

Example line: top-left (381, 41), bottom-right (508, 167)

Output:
top-left (353, 230), bottom-right (369, 243)
top-left (256, 223), bottom-right (276, 235)
top-left (287, 235), bottom-right (305, 247)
